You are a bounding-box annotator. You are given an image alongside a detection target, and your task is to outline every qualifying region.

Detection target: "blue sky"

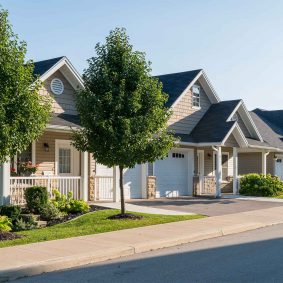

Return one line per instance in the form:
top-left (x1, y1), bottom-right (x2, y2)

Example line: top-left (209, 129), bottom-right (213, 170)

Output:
top-left (2, 0), bottom-right (283, 110)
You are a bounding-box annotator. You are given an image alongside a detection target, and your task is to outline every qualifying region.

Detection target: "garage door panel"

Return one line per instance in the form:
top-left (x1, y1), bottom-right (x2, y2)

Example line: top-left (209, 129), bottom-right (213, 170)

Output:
top-left (155, 151), bottom-right (192, 197)
top-left (124, 165), bottom-right (142, 199)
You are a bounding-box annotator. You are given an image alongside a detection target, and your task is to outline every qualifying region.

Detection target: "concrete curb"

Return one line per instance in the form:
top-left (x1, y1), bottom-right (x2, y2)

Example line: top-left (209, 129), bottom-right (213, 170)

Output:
top-left (0, 220), bottom-right (278, 282)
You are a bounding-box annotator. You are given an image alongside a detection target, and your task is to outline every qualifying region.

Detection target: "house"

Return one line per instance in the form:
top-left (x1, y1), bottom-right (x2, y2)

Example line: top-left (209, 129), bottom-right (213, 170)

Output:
top-left (0, 57), bottom-right (283, 205)
top-left (237, 109), bottom-right (283, 179)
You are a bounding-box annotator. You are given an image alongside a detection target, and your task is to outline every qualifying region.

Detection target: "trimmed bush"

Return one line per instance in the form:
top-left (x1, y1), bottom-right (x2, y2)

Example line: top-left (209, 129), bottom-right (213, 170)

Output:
top-left (39, 202), bottom-right (62, 221)
top-left (0, 205), bottom-right (21, 222)
top-left (0, 216), bottom-right (12, 232)
top-left (68, 200), bottom-right (90, 214)
top-left (239, 174), bottom-right (283, 197)
top-left (24, 186), bottom-right (48, 213)
top-left (13, 216), bottom-right (37, 231)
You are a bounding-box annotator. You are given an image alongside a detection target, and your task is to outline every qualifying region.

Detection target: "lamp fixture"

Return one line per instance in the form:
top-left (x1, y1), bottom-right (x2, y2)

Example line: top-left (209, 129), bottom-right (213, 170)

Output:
top-left (43, 143), bottom-right (49, 152)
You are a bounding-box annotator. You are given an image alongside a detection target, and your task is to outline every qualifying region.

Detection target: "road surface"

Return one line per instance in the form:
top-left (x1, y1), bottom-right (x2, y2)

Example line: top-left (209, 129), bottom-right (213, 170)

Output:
top-left (15, 224), bottom-right (283, 282)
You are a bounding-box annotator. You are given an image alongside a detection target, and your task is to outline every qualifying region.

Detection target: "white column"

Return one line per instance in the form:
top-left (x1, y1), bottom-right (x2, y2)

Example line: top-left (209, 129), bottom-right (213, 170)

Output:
top-left (215, 146), bottom-right (222, 198)
top-left (233, 147), bottom-right (238, 195)
top-left (0, 160), bottom-right (11, 205)
top-left (262, 151), bottom-right (269, 175)
top-left (112, 166), bottom-right (120, 202)
top-left (81, 151), bottom-right (88, 202)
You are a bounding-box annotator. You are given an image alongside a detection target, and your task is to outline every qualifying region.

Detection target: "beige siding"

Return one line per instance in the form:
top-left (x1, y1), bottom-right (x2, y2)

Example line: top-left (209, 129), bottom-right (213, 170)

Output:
top-left (35, 131), bottom-right (72, 175)
top-left (224, 134), bottom-right (239, 147)
top-left (168, 81), bottom-right (211, 135)
top-left (238, 152), bottom-right (274, 175)
top-left (39, 70), bottom-right (77, 115)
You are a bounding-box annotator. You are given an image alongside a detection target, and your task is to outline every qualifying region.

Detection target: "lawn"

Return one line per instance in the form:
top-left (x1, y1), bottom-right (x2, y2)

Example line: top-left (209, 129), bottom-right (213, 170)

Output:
top-left (0, 209), bottom-right (203, 248)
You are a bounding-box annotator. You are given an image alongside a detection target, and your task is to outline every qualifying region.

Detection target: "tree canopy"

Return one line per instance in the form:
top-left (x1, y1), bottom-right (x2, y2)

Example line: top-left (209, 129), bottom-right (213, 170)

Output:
top-left (0, 9), bottom-right (51, 163)
top-left (73, 28), bottom-right (175, 169)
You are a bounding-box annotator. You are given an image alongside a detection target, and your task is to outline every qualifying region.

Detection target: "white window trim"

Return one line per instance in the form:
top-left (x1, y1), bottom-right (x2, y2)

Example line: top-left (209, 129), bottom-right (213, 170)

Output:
top-left (192, 84), bottom-right (201, 109)
top-left (54, 139), bottom-right (74, 176)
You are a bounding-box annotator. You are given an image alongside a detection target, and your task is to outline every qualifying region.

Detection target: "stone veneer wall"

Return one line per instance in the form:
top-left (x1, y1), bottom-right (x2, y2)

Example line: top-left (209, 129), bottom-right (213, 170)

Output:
top-left (89, 176), bottom-right (95, 201)
top-left (147, 176), bottom-right (156, 199)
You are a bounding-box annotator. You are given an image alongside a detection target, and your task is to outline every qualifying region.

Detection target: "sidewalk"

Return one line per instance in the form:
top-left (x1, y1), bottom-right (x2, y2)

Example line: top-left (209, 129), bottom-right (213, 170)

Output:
top-left (223, 194), bottom-right (283, 203)
top-left (1, 206), bottom-right (283, 282)
top-left (96, 202), bottom-right (195, 215)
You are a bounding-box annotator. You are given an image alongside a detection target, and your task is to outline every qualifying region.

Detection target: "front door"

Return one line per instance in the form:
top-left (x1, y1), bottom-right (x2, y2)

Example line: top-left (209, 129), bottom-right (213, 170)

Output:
top-left (55, 140), bottom-right (80, 176)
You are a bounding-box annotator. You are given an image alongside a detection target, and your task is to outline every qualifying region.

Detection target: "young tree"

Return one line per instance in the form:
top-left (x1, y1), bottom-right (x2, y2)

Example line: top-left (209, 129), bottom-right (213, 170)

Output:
top-left (73, 28), bottom-right (175, 216)
top-left (0, 9), bottom-right (51, 163)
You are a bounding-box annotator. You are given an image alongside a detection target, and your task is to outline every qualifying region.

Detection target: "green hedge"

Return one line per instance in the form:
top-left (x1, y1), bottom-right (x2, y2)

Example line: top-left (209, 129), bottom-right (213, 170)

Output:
top-left (239, 174), bottom-right (283, 197)
top-left (24, 186), bottom-right (48, 213)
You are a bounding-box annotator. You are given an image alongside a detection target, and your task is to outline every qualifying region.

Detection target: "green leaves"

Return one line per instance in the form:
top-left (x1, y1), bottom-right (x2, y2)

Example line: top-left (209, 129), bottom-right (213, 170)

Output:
top-left (74, 27), bottom-right (175, 168)
top-left (0, 9), bottom-right (51, 163)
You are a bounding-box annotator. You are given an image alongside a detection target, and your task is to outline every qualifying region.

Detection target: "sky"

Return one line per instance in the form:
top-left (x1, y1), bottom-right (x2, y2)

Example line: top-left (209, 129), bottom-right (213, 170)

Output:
top-left (1, 0), bottom-right (283, 110)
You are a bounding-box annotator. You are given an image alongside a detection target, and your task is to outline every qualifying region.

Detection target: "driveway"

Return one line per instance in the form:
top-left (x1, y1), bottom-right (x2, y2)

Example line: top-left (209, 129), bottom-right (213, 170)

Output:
top-left (128, 197), bottom-right (283, 216)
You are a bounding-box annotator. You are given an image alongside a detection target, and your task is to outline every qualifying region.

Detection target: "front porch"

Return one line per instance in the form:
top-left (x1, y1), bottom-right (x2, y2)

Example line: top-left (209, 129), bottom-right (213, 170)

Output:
top-left (0, 130), bottom-right (89, 205)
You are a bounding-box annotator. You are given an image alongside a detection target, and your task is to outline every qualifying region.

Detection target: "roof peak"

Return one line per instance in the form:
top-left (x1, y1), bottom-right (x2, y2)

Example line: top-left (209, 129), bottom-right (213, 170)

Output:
top-left (33, 56), bottom-right (65, 64)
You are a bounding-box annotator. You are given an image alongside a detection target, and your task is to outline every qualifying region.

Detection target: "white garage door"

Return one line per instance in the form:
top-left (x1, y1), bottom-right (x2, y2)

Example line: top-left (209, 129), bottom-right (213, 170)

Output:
top-left (124, 165), bottom-right (142, 198)
top-left (154, 150), bottom-right (193, 198)
top-left (275, 156), bottom-right (283, 180)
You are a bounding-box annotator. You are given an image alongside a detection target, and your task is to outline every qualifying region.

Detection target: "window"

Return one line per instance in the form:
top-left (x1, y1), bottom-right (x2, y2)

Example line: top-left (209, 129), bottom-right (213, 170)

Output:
top-left (277, 159), bottom-right (282, 163)
top-left (172, 153), bottom-right (184, 158)
top-left (192, 85), bottom-right (200, 108)
top-left (59, 148), bottom-right (71, 174)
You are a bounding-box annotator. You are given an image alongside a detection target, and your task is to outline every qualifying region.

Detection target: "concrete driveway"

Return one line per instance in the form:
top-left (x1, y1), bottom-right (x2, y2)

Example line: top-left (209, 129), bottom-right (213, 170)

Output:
top-left (129, 197), bottom-right (283, 216)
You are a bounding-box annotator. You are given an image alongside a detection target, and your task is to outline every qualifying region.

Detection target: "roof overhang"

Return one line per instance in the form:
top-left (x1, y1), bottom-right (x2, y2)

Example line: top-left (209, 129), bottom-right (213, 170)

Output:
top-left (170, 70), bottom-right (220, 109)
top-left (39, 57), bottom-right (84, 90)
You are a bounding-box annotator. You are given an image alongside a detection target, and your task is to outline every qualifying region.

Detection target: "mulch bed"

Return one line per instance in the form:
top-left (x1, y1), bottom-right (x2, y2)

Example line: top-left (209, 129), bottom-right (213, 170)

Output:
top-left (0, 232), bottom-right (23, 241)
top-left (108, 213), bottom-right (143, 220)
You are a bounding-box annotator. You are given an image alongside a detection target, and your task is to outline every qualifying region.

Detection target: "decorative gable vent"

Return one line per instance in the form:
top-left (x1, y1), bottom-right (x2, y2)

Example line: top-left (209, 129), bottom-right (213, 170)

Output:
top-left (51, 78), bottom-right (64, 95)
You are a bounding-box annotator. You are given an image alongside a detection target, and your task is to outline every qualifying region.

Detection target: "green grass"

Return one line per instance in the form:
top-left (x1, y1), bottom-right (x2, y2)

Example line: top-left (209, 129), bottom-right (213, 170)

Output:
top-left (0, 209), bottom-right (203, 248)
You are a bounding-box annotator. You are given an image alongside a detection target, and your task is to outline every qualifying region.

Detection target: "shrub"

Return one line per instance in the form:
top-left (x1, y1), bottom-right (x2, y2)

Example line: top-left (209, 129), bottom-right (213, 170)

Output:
top-left (0, 205), bottom-right (21, 222)
top-left (24, 186), bottom-right (48, 213)
top-left (0, 216), bottom-right (12, 232)
top-left (239, 174), bottom-right (283, 197)
top-left (13, 215), bottom-right (37, 231)
top-left (51, 189), bottom-right (90, 214)
top-left (39, 202), bottom-right (62, 221)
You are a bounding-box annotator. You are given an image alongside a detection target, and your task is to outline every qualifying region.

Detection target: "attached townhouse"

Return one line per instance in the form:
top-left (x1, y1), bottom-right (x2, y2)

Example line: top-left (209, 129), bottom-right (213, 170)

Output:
top-left (0, 56), bottom-right (282, 205)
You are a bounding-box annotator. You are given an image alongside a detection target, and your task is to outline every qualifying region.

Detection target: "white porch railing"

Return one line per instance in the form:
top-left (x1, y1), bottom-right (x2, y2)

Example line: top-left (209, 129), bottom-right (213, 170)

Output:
top-left (10, 176), bottom-right (82, 205)
top-left (94, 176), bottom-right (113, 200)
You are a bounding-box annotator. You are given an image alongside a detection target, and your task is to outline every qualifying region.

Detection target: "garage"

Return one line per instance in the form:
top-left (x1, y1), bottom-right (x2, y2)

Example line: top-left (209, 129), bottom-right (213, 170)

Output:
top-left (275, 155), bottom-right (283, 180)
top-left (154, 150), bottom-right (193, 198)
top-left (123, 165), bottom-right (142, 199)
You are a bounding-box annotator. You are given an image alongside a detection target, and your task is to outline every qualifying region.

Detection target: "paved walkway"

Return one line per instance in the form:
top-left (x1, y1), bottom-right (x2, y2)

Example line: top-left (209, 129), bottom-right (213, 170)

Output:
top-left (2, 206), bottom-right (283, 281)
top-left (96, 202), bottom-right (195, 215)
top-left (223, 194), bottom-right (283, 202)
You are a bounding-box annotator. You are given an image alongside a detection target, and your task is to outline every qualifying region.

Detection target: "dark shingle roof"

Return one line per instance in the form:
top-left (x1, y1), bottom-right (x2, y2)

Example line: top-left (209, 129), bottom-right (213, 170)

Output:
top-left (250, 111), bottom-right (283, 150)
top-left (253, 109), bottom-right (283, 136)
top-left (155, 69), bottom-right (202, 107)
top-left (186, 100), bottom-right (241, 143)
top-left (49, 113), bottom-right (81, 128)
top-left (33, 56), bottom-right (64, 77)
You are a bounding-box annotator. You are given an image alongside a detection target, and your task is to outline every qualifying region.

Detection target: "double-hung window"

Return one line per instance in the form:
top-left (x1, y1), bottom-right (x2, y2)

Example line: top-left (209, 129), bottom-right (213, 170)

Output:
top-left (192, 85), bottom-right (200, 108)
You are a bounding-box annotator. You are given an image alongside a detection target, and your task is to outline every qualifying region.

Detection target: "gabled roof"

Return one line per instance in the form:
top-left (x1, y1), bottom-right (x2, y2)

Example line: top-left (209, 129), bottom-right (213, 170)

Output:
top-left (155, 70), bottom-right (202, 107)
top-left (188, 100), bottom-right (240, 143)
top-left (250, 111), bottom-right (283, 150)
top-left (253, 109), bottom-right (283, 136)
top-left (33, 56), bottom-right (64, 77)
top-left (47, 113), bottom-right (81, 132)
top-left (155, 69), bottom-right (220, 108)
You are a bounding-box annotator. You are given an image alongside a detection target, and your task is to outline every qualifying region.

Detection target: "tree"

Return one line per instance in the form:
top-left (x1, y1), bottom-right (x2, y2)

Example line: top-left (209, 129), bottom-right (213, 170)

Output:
top-left (73, 28), bottom-right (175, 216)
top-left (0, 9), bottom-right (51, 163)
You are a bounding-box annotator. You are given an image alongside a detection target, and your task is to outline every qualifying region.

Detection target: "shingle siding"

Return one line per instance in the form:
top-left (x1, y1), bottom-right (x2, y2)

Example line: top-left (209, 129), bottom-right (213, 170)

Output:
top-left (168, 81), bottom-right (211, 135)
top-left (39, 70), bottom-right (77, 115)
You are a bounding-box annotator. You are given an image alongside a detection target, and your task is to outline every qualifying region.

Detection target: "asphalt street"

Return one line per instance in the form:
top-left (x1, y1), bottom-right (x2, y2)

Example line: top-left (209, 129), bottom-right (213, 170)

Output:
top-left (14, 223), bottom-right (283, 283)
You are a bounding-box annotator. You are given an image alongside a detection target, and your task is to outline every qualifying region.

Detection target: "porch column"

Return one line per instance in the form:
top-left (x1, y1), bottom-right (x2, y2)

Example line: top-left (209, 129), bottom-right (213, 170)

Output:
top-left (233, 147), bottom-right (238, 195)
top-left (262, 151), bottom-right (270, 175)
top-left (215, 146), bottom-right (222, 198)
top-left (112, 166), bottom-right (120, 202)
top-left (81, 151), bottom-right (88, 202)
top-left (0, 160), bottom-right (11, 205)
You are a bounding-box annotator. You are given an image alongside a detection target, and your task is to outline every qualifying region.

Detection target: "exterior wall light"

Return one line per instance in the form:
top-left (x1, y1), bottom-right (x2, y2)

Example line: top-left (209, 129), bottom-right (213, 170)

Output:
top-left (43, 143), bottom-right (49, 152)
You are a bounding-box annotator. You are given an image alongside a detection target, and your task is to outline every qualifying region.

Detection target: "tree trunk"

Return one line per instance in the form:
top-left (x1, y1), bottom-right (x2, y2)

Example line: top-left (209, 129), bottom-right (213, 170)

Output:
top-left (119, 165), bottom-right (125, 215)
